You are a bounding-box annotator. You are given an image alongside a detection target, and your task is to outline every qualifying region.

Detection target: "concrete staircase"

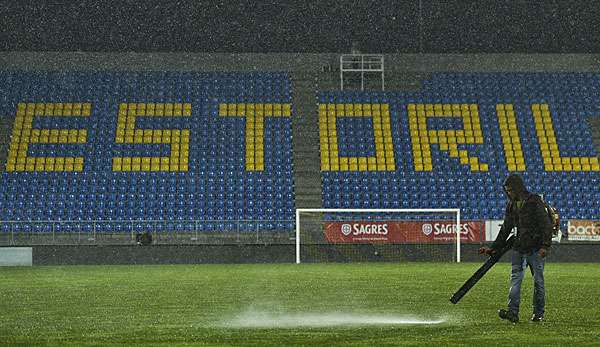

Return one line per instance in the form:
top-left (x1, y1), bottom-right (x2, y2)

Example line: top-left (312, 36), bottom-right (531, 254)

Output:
top-left (291, 72), bottom-right (322, 209)
top-left (289, 69), bottom-right (429, 210)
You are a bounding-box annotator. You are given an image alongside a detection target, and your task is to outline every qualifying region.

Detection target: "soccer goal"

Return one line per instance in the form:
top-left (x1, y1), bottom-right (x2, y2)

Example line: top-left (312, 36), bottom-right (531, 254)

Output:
top-left (295, 208), bottom-right (468, 263)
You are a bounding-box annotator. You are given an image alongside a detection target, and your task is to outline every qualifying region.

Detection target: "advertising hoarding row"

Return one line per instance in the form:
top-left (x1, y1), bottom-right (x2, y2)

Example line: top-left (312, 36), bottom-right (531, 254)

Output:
top-left (324, 219), bottom-right (599, 243)
top-left (324, 221), bottom-right (484, 244)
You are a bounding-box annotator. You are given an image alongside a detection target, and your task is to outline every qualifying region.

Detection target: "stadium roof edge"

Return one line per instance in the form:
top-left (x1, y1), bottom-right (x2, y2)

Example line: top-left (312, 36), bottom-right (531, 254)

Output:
top-left (2, 53), bottom-right (600, 73)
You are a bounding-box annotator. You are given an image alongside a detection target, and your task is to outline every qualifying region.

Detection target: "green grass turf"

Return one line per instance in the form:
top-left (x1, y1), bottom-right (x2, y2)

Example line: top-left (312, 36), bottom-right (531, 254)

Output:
top-left (1, 263), bottom-right (599, 346)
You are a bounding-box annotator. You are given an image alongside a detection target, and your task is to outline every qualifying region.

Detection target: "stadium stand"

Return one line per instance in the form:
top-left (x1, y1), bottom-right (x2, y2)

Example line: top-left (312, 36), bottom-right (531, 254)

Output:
top-left (1, 71), bottom-right (599, 238)
top-left (320, 73), bottom-right (600, 225)
top-left (0, 72), bottom-right (295, 234)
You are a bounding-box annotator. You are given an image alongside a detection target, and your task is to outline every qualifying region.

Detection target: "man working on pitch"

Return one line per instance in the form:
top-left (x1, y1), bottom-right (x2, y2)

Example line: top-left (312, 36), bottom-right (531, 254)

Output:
top-left (479, 174), bottom-right (553, 323)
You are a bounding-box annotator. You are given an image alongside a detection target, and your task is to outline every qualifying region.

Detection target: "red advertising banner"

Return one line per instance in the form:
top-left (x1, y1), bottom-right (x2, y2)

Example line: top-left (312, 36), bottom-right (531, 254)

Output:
top-left (324, 221), bottom-right (484, 244)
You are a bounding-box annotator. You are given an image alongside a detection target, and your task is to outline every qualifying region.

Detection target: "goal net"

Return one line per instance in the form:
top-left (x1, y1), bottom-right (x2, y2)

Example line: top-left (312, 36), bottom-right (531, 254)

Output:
top-left (296, 208), bottom-right (476, 263)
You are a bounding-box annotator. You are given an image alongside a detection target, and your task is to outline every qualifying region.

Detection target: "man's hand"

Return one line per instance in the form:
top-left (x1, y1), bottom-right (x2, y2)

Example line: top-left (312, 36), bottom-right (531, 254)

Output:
top-left (478, 247), bottom-right (494, 256)
top-left (539, 248), bottom-right (548, 258)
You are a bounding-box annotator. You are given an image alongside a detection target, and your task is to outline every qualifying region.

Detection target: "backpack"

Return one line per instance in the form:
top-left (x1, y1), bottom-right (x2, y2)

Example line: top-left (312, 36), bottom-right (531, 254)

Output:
top-left (542, 199), bottom-right (560, 237)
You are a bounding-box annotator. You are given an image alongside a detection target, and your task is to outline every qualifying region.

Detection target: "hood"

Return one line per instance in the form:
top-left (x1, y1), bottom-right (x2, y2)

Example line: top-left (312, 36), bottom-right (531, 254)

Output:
top-left (503, 174), bottom-right (528, 196)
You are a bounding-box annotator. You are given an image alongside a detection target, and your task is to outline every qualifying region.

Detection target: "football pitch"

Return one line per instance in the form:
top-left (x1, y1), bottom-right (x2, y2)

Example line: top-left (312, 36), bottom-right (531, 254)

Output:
top-left (1, 262), bottom-right (599, 346)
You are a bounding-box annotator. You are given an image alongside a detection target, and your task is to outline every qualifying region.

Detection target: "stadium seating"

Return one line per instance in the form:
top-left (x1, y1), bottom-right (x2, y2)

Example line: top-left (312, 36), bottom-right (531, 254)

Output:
top-left (320, 73), bottom-right (600, 224)
top-left (0, 72), bottom-right (295, 232)
top-left (1, 71), bottom-right (598, 235)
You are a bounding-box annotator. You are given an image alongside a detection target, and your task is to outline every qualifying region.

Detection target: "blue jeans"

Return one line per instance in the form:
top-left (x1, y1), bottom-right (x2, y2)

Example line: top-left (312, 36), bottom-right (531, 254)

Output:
top-left (507, 249), bottom-right (545, 316)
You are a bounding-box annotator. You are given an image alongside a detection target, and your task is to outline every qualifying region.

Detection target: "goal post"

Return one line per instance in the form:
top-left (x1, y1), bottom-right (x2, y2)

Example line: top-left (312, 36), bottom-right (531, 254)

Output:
top-left (295, 208), bottom-right (463, 264)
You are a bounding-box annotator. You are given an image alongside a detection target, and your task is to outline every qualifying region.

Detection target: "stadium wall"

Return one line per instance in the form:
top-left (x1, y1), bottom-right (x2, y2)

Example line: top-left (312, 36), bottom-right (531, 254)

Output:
top-left (4, 243), bottom-right (596, 265)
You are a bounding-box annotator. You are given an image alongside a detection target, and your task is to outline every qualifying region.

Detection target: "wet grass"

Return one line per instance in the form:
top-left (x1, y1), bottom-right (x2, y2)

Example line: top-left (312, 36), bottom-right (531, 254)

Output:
top-left (1, 263), bottom-right (599, 346)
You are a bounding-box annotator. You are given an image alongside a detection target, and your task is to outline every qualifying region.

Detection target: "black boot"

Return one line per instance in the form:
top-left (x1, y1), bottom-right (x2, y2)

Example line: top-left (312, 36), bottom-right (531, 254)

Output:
top-left (498, 309), bottom-right (519, 323)
top-left (531, 313), bottom-right (544, 322)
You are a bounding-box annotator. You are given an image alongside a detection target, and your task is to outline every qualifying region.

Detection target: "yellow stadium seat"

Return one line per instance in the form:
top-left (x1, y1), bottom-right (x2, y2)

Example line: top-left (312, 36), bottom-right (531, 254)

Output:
top-left (571, 157), bottom-right (580, 165)
top-left (182, 104), bottom-right (192, 116)
top-left (120, 161), bottom-right (131, 172)
top-left (128, 159), bottom-right (139, 170)
top-left (112, 158), bottom-right (122, 171)
top-left (367, 157), bottom-right (377, 170)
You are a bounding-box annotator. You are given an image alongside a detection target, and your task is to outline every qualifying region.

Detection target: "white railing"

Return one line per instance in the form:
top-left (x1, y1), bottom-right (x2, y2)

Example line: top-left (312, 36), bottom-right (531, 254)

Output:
top-left (0, 219), bottom-right (295, 246)
top-left (340, 54), bottom-right (385, 91)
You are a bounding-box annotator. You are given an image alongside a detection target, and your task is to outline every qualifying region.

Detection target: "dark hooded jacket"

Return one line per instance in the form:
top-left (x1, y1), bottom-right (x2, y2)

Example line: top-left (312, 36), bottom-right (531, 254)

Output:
top-left (491, 174), bottom-right (553, 253)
